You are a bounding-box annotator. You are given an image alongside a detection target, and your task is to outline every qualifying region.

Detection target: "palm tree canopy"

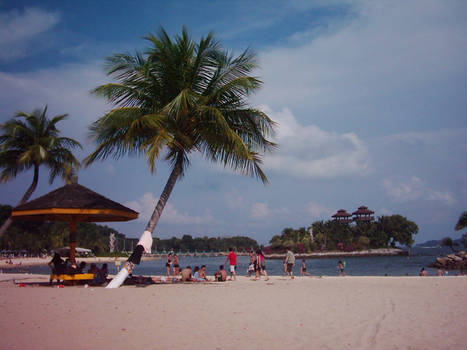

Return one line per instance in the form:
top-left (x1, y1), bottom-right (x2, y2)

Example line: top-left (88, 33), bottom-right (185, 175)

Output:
top-left (455, 211), bottom-right (467, 231)
top-left (85, 26), bottom-right (276, 182)
top-left (0, 106), bottom-right (82, 184)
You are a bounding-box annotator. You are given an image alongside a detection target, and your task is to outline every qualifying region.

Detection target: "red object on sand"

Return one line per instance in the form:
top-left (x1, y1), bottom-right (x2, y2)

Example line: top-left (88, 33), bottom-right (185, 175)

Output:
top-left (58, 284), bottom-right (64, 288)
top-left (18, 283), bottom-right (25, 287)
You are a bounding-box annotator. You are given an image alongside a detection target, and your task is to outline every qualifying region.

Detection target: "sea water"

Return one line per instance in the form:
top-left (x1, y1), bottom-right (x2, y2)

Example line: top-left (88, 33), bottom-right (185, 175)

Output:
top-left (4, 247), bottom-right (456, 277)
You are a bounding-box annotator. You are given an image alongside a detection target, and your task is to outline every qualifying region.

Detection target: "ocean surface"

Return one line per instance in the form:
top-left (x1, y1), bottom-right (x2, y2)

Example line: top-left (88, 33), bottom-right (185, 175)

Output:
top-left (4, 246), bottom-right (460, 277)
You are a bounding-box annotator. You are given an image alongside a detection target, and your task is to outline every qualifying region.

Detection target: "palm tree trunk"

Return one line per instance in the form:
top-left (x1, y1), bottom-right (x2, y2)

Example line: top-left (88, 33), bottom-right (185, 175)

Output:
top-left (106, 153), bottom-right (184, 288)
top-left (0, 165), bottom-right (39, 237)
top-left (145, 153), bottom-right (184, 234)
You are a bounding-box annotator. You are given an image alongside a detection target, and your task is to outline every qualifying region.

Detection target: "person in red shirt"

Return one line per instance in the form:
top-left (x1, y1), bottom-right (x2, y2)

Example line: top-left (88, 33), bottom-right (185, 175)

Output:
top-left (224, 247), bottom-right (237, 281)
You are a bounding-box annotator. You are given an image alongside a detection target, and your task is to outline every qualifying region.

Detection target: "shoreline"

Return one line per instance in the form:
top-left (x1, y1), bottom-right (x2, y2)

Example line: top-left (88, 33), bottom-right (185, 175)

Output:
top-left (0, 248), bottom-right (407, 268)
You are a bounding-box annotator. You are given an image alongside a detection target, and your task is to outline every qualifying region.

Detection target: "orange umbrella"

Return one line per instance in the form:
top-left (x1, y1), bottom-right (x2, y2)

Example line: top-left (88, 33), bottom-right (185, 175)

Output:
top-left (11, 177), bottom-right (138, 264)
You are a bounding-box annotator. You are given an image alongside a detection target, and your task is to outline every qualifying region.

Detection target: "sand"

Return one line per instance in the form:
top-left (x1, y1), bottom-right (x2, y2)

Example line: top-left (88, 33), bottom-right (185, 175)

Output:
top-left (0, 273), bottom-right (466, 350)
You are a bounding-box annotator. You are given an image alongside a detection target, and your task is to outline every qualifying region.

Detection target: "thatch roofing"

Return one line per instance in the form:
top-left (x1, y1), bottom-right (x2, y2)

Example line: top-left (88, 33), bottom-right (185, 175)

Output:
top-left (12, 181), bottom-right (138, 223)
top-left (332, 209), bottom-right (352, 218)
top-left (352, 206), bottom-right (374, 215)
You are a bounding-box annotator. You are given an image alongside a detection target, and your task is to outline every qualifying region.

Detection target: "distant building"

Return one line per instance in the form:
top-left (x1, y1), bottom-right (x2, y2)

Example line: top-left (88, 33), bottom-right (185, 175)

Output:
top-left (331, 209), bottom-right (352, 223)
top-left (352, 206), bottom-right (375, 222)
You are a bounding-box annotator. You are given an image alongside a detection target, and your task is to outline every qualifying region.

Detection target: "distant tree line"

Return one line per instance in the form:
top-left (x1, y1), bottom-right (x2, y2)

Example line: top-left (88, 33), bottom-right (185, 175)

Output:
top-left (153, 234), bottom-right (259, 253)
top-left (267, 215), bottom-right (418, 253)
top-left (0, 205), bottom-right (125, 255)
top-left (0, 204), bottom-right (259, 254)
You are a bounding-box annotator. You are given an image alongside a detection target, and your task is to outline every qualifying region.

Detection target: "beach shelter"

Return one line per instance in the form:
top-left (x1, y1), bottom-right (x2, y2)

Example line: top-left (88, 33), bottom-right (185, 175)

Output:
top-left (10, 177), bottom-right (138, 265)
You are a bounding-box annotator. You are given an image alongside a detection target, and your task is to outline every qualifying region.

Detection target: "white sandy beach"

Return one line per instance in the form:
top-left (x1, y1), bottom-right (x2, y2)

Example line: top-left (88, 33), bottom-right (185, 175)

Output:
top-left (0, 273), bottom-right (466, 350)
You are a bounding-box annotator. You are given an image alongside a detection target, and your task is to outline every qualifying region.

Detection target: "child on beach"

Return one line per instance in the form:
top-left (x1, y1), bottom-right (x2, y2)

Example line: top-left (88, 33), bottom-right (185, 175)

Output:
top-left (338, 260), bottom-right (346, 276)
top-left (300, 259), bottom-right (311, 276)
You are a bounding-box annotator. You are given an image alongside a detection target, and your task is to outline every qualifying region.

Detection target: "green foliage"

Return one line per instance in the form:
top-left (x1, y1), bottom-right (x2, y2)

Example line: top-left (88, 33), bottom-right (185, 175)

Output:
top-left (0, 106), bottom-right (81, 184)
top-left (153, 234), bottom-right (258, 252)
top-left (455, 211), bottom-right (467, 231)
top-left (0, 205), bottom-right (124, 254)
top-left (269, 214), bottom-right (418, 252)
top-left (85, 26), bottom-right (276, 183)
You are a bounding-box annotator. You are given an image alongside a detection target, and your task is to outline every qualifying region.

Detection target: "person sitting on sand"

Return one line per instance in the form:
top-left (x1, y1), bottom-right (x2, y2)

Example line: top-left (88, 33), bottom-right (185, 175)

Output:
top-left (99, 263), bottom-right (108, 282)
top-left (77, 261), bottom-right (87, 273)
top-left (214, 265), bottom-right (227, 281)
top-left (198, 265), bottom-right (210, 281)
top-left (437, 268), bottom-right (443, 276)
top-left (419, 267), bottom-right (427, 276)
top-left (193, 266), bottom-right (207, 282)
top-left (181, 266), bottom-right (193, 281)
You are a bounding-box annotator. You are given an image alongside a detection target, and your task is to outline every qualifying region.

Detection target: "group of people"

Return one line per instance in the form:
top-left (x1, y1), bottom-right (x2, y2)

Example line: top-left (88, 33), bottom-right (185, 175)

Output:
top-left (48, 252), bottom-right (108, 285)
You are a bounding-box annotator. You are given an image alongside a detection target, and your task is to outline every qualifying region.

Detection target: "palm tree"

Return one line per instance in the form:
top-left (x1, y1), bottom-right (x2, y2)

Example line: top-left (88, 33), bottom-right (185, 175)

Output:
top-left (85, 27), bottom-right (276, 282)
top-left (0, 106), bottom-right (82, 237)
top-left (455, 211), bottom-right (467, 231)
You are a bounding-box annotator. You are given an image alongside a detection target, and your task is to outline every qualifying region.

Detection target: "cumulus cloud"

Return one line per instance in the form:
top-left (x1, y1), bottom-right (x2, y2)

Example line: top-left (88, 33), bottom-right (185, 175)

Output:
top-left (125, 192), bottom-right (214, 225)
top-left (0, 62), bottom-right (108, 144)
top-left (382, 176), bottom-right (455, 206)
top-left (254, 0), bottom-right (467, 134)
top-left (250, 202), bottom-right (270, 218)
top-left (307, 201), bottom-right (332, 218)
top-left (262, 106), bottom-right (370, 178)
top-left (0, 8), bottom-right (60, 61)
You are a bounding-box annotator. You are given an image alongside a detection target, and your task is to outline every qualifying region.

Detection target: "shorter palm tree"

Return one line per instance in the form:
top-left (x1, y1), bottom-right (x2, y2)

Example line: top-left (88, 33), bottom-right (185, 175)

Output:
top-left (0, 106), bottom-right (82, 237)
top-left (455, 211), bottom-right (467, 231)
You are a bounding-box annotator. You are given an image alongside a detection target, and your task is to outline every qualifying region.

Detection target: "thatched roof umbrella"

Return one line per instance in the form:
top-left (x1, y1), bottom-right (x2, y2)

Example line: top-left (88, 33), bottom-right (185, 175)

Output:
top-left (11, 177), bottom-right (138, 265)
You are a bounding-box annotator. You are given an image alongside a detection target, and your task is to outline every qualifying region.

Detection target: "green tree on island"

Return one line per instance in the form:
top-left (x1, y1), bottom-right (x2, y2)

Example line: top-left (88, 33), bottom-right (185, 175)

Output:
top-left (85, 27), bottom-right (276, 241)
top-left (0, 107), bottom-right (82, 237)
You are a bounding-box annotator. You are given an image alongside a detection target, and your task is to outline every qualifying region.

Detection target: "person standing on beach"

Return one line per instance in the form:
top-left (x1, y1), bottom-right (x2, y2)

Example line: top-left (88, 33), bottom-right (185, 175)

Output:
top-left (166, 252), bottom-right (173, 277)
top-left (255, 249), bottom-right (269, 281)
top-left (285, 247), bottom-right (295, 279)
top-left (172, 254), bottom-right (180, 276)
top-left (248, 250), bottom-right (256, 277)
top-left (225, 247), bottom-right (237, 281)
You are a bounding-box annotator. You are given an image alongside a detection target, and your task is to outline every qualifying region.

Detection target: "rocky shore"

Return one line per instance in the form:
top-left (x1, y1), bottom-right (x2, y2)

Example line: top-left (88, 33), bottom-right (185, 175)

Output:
top-left (429, 251), bottom-right (467, 270)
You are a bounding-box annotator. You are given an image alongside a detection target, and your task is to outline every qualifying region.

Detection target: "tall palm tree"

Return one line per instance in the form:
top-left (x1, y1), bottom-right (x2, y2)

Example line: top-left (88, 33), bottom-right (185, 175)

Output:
top-left (0, 106), bottom-right (82, 237)
top-left (85, 27), bottom-right (276, 285)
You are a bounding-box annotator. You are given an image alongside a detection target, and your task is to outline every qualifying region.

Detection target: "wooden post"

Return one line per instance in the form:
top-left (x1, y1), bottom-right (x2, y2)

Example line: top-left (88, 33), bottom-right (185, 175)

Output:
top-left (69, 220), bottom-right (77, 266)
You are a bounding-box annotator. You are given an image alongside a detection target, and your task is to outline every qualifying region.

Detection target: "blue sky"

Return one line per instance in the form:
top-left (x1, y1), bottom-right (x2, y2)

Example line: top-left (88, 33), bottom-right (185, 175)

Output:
top-left (0, 1), bottom-right (466, 244)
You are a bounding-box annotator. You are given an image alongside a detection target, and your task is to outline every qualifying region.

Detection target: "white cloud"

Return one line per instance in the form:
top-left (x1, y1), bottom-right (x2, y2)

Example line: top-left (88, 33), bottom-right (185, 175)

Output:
top-left (0, 62), bottom-right (108, 145)
top-left (382, 176), bottom-right (455, 206)
top-left (307, 201), bottom-right (332, 218)
top-left (250, 202), bottom-right (270, 218)
top-left (225, 192), bottom-right (245, 210)
top-left (0, 8), bottom-right (60, 61)
top-left (125, 192), bottom-right (214, 225)
top-left (262, 106), bottom-right (370, 178)
top-left (254, 1), bottom-right (467, 133)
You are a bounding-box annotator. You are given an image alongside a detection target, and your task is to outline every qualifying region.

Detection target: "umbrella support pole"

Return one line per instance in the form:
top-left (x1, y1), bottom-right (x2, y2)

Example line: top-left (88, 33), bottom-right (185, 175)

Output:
top-left (69, 221), bottom-right (77, 266)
